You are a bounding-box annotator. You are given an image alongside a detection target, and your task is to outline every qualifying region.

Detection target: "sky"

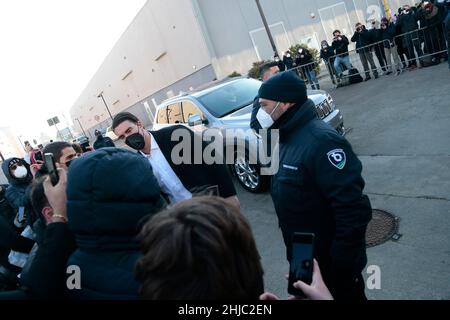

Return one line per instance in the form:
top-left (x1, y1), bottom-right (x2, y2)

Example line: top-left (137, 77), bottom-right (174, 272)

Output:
top-left (0, 0), bottom-right (147, 143)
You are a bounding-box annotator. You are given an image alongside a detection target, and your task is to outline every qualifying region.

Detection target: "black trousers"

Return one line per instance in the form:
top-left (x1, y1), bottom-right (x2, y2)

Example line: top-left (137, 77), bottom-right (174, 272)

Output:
top-left (373, 44), bottom-right (387, 71)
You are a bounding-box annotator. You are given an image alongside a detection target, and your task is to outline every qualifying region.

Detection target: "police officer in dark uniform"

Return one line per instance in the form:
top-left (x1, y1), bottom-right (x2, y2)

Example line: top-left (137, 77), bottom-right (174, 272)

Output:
top-left (256, 71), bottom-right (372, 300)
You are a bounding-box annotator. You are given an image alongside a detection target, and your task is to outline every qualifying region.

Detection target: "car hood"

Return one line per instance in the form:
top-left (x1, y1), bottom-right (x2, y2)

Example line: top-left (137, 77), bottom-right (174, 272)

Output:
top-left (219, 91), bottom-right (327, 127)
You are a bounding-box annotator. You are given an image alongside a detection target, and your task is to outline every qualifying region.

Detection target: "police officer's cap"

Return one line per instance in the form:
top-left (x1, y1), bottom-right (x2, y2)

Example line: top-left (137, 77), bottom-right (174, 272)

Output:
top-left (258, 71), bottom-right (307, 104)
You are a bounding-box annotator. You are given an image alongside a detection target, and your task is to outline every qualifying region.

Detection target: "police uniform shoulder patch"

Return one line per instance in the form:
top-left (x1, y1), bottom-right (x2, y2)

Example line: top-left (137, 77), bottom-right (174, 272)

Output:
top-left (327, 149), bottom-right (346, 169)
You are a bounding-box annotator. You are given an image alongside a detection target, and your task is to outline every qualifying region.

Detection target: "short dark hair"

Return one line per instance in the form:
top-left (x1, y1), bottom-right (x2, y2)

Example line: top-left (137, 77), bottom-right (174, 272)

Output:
top-left (42, 141), bottom-right (72, 163)
top-left (135, 196), bottom-right (264, 300)
top-left (333, 29), bottom-right (341, 35)
top-left (259, 61), bottom-right (279, 79)
top-left (112, 112), bottom-right (139, 131)
top-left (30, 176), bottom-right (48, 223)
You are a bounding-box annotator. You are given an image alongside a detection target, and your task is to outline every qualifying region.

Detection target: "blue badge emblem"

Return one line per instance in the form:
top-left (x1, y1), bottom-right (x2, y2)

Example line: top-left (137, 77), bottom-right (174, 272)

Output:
top-left (327, 149), bottom-right (346, 170)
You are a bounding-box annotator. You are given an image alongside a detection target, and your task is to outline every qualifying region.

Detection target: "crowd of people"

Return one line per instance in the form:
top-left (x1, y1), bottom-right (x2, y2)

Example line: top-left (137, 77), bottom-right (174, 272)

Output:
top-left (274, 1), bottom-right (449, 88)
top-left (3, 1), bottom-right (444, 303)
top-left (1, 68), bottom-right (374, 300)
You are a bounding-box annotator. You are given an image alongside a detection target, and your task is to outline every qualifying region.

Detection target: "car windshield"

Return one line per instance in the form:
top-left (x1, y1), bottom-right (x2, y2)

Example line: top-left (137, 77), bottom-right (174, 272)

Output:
top-left (197, 78), bottom-right (261, 118)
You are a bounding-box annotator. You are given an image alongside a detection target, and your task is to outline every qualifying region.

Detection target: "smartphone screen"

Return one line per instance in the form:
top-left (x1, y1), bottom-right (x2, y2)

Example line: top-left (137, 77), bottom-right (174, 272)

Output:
top-left (44, 153), bottom-right (59, 186)
top-left (17, 207), bottom-right (26, 222)
top-left (288, 233), bottom-right (315, 296)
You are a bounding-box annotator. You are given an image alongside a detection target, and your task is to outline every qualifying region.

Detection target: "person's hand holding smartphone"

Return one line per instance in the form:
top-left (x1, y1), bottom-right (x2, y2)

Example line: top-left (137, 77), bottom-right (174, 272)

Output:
top-left (44, 153), bottom-right (59, 186)
top-left (288, 233), bottom-right (315, 297)
top-left (43, 166), bottom-right (68, 223)
top-left (260, 258), bottom-right (333, 301)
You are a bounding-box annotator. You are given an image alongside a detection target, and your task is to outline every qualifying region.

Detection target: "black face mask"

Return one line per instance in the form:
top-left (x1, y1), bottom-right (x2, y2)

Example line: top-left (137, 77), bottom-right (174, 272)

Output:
top-left (65, 160), bottom-right (73, 168)
top-left (125, 129), bottom-right (145, 150)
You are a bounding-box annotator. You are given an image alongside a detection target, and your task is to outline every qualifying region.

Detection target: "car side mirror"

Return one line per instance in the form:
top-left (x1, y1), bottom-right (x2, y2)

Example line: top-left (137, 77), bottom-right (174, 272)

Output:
top-left (188, 114), bottom-right (205, 126)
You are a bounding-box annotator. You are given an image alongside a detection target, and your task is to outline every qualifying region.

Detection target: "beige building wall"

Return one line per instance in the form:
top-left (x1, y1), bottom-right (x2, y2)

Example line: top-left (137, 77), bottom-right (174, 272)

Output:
top-left (0, 127), bottom-right (24, 159)
top-left (70, 0), bottom-right (212, 133)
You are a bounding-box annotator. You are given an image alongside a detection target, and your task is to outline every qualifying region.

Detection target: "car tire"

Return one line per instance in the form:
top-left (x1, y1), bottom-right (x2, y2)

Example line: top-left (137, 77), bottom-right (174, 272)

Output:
top-left (230, 151), bottom-right (270, 193)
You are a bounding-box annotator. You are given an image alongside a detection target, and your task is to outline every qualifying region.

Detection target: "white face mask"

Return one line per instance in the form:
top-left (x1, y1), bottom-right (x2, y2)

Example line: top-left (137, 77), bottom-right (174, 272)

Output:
top-left (286, 54), bottom-right (291, 58)
top-left (256, 102), bottom-right (281, 129)
top-left (13, 165), bottom-right (28, 179)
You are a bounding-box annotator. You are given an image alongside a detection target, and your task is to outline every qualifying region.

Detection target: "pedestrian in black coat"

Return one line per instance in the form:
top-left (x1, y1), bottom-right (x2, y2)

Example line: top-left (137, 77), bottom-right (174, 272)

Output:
top-left (93, 129), bottom-right (115, 150)
top-left (352, 23), bottom-right (379, 79)
top-left (282, 51), bottom-right (294, 70)
top-left (257, 72), bottom-right (372, 300)
top-left (320, 40), bottom-right (337, 84)
top-left (396, 4), bottom-right (424, 68)
top-left (416, 1), bottom-right (447, 63)
top-left (368, 20), bottom-right (388, 73)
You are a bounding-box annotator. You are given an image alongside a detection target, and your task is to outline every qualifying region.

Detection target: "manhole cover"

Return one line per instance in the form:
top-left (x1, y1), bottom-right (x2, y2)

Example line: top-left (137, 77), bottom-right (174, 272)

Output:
top-left (366, 209), bottom-right (400, 248)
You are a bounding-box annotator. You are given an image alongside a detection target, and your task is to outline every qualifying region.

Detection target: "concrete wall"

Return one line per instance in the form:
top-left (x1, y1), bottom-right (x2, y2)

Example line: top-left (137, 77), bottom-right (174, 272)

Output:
top-left (84, 64), bottom-right (216, 137)
top-left (70, 0), bottom-right (213, 134)
top-left (193, 0), bottom-right (415, 78)
top-left (70, 0), bottom-right (416, 133)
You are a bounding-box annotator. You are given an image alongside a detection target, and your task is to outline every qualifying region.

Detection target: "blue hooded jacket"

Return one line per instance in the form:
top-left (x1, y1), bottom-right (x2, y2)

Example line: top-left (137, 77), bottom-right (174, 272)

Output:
top-left (65, 148), bottom-right (165, 300)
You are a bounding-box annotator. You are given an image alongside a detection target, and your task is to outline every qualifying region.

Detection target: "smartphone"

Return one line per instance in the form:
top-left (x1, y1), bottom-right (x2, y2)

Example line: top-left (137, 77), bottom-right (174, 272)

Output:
top-left (288, 232), bottom-right (315, 297)
top-left (17, 207), bottom-right (26, 223)
top-left (44, 153), bottom-right (59, 186)
top-left (34, 151), bottom-right (43, 162)
top-left (80, 141), bottom-right (90, 153)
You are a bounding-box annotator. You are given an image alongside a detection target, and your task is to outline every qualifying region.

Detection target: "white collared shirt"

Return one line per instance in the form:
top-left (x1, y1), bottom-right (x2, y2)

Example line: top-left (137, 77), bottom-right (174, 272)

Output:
top-left (140, 134), bottom-right (192, 204)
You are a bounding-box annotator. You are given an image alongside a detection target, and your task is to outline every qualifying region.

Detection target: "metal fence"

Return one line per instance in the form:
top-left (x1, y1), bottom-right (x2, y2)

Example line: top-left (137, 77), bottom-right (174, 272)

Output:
top-left (292, 24), bottom-right (448, 89)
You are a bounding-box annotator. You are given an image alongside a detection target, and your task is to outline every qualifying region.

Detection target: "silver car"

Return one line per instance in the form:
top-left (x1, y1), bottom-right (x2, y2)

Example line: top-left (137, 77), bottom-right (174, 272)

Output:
top-left (152, 77), bottom-right (345, 192)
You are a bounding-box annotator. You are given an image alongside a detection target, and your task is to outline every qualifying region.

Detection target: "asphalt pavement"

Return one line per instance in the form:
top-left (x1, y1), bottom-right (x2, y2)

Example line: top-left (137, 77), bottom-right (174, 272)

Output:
top-left (237, 62), bottom-right (450, 300)
top-left (1, 63), bottom-right (448, 300)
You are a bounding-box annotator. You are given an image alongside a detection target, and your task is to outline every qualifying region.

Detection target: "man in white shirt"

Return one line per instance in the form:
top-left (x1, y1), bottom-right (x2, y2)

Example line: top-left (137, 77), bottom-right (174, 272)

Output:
top-left (112, 112), bottom-right (239, 208)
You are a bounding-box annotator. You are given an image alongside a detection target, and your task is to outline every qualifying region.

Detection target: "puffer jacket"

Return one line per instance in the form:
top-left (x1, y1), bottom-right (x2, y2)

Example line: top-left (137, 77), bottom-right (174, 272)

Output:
top-left (1, 158), bottom-right (33, 211)
top-left (65, 148), bottom-right (165, 300)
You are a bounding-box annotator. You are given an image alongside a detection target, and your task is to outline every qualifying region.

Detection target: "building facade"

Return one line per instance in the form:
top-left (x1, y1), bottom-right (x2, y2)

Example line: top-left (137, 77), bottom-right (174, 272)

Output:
top-left (70, 0), bottom-right (414, 135)
top-left (0, 126), bottom-right (24, 160)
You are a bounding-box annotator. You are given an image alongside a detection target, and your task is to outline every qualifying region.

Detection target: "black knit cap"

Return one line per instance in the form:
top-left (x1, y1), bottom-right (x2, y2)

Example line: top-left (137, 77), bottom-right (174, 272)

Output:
top-left (258, 71), bottom-right (307, 104)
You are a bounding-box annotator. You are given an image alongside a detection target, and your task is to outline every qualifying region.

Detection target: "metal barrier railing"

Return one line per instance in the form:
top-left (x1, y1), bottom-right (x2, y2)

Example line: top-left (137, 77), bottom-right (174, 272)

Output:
top-left (313, 24), bottom-right (449, 86)
top-left (291, 60), bottom-right (321, 90)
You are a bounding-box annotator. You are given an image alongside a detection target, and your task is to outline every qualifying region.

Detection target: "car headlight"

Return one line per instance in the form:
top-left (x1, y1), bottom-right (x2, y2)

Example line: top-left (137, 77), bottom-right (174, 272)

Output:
top-left (326, 94), bottom-right (335, 110)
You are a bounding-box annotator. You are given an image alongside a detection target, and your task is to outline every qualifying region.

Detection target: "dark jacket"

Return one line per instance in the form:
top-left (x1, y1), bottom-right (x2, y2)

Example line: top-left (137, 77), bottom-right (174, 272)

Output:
top-left (417, 5), bottom-right (447, 45)
top-left (282, 55), bottom-right (294, 69)
top-left (369, 28), bottom-right (384, 46)
top-left (295, 49), bottom-right (315, 73)
top-left (396, 10), bottom-right (420, 34)
top-left (150, 126), bottom-right (237, 199)
top-left (65, 148), bottom-right (165, 300)
top-left (270, 100), bottom-right (372, 300)
top-left (276, 59), bottom-right (286, 71)
top-left (1, 158), bottom-right (32, 211)
top-left (93, 135), bottom-right (115, 150)
top-left (331, 35), bottom-right (350, 56)
top-left (351, 28), bottom-right (373, 53)
top-left (320, 46), bottom-right (335, 64)
top-left (381, 24), bottom-right (397, 48)
top-left (19, 222), bottom-right (76, 299)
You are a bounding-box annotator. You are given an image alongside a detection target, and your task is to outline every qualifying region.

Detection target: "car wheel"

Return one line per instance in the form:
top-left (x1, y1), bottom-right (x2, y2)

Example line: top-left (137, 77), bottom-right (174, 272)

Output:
top-left (231, 152), bottom-right (269, 193)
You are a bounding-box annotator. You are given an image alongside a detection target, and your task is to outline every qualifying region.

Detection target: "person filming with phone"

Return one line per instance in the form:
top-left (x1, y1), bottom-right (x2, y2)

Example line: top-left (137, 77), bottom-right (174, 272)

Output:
top-left (256, 71), bottom-right (372, 300)
top-left (136, 196), bottom-right (333, 300)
